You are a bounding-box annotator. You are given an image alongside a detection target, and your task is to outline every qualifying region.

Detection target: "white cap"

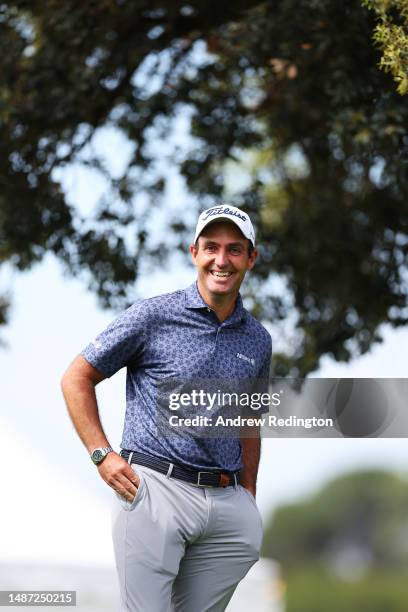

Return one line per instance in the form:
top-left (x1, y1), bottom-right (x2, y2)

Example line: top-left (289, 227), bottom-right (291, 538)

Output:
top-left (194, 205), bottom-right (255, 246)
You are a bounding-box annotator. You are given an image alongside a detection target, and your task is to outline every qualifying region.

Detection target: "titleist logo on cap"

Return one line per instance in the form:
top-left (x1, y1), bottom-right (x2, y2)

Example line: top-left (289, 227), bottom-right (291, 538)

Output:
top-left (202, 207), bottom-right (247, 222)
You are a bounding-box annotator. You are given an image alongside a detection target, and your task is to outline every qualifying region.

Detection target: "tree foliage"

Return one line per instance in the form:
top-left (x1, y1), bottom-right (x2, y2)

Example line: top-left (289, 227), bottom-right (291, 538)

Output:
top-left (0, 1), bottom-right (407, 373)
top-left (363, 0), bottom-right (408, 95)
top-left (262, 470), bottom-right (408, 570)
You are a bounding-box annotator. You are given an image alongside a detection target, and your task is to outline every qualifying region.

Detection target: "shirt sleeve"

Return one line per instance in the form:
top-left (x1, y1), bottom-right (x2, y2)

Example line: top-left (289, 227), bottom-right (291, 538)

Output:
top-left (80, 302), bottom-right (148, 378)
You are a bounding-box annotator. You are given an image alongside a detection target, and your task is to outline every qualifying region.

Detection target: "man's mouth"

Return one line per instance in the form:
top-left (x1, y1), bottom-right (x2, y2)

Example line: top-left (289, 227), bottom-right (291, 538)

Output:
top-left (210, 271), bottom-right (233, 278)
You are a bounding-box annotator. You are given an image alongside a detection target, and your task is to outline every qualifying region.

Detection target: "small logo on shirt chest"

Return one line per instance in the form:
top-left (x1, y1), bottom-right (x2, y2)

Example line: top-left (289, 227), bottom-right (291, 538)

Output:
top-left (236, 352), bottom-right (255, 366)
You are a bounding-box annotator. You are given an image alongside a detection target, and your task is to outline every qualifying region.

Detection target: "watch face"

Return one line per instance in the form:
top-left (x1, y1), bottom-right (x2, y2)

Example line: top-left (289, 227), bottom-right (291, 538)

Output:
top-left (92, 450), bottom-right (103, 463)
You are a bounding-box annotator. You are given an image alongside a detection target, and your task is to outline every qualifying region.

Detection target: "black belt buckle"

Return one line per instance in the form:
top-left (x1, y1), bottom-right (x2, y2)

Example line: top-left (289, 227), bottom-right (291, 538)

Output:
top-left (196, 471), bottom-right (237, 488)
top-left (197, 471), bottom-right (216, 487)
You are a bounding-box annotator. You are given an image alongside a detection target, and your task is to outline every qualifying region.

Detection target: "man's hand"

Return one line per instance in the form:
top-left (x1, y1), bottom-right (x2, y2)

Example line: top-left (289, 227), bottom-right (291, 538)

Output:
top-left (97, 452), bottom-right (141, 502)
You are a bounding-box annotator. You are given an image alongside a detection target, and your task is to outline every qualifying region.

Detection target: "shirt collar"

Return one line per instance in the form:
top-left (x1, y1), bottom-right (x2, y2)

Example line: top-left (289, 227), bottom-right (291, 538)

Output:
top-left (184, 282), bottom-right (246, 324)
top-left (184, 282), bottom-right (207, 309)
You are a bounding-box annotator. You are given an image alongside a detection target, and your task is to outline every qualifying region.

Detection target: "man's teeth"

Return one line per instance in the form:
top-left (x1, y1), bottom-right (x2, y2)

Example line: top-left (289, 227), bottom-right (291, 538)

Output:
top-left (211, 271), bottom-right (232, 277)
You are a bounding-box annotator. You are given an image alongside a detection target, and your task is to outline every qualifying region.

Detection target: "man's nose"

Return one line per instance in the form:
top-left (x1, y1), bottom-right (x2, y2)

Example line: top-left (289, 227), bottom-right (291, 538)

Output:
top-left (214, 249), bottom-right (229, 267)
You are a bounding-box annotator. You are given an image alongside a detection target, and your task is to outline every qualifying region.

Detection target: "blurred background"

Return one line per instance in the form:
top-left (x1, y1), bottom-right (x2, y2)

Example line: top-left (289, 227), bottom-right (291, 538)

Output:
top-left (1, 1), bottom-right (408, 610)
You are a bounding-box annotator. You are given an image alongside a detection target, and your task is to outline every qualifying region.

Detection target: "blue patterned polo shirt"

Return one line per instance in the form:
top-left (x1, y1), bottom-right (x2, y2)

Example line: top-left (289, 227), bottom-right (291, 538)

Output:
top-left (81, 282), bottom-right (272, 472)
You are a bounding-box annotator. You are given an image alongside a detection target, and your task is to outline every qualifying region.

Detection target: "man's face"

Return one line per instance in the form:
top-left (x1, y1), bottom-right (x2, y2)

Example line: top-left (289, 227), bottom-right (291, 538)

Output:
top-left (189, 222), bottom-right (257, 299)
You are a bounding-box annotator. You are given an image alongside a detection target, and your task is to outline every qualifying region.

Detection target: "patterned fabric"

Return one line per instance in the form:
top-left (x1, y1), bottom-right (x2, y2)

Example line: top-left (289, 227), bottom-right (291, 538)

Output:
top-left (81, 282), bottom-right (272, 471)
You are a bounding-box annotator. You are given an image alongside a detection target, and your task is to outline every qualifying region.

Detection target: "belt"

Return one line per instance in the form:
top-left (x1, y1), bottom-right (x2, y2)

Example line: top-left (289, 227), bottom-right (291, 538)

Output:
top-left (120, 450), bottom-right (240, 488)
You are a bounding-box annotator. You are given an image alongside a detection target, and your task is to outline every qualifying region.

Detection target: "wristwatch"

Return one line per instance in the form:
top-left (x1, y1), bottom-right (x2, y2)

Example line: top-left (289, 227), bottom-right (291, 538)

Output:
top-left (90, 446), bottom-right (113, 465)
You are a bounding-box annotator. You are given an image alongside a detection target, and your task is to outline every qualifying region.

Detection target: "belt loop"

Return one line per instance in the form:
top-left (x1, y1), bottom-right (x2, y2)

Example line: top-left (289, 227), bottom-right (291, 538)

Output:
top-left (233, 473), bottom-right (238, 490)
top-left (166, 463), bottom-right (174, 479)
top-left (127, 451), bottom-right (134, 465)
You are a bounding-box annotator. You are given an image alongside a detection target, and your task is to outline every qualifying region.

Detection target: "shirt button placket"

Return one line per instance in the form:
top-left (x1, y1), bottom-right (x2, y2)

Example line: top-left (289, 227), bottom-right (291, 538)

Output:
top-left (214, 325), bottom-right (223, 351)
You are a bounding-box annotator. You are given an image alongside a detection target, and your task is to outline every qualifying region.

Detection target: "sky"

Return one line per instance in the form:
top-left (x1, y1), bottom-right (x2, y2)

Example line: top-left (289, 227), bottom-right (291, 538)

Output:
top-left (1, 126), bottom-right (408, 570)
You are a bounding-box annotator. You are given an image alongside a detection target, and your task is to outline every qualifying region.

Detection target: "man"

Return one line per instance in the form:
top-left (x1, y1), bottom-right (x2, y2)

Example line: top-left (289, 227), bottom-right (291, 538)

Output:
top-left (61, 204), bottom-right (272, 612)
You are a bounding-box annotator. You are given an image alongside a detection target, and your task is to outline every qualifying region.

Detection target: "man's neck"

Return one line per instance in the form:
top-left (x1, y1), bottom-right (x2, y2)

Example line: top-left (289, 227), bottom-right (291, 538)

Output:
top-left (196, 281), bottom-right (238, 323)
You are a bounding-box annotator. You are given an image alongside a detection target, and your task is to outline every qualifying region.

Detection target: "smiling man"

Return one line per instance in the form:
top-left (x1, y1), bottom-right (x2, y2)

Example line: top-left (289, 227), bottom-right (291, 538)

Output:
top-left (61, 204), bottom-right (272, 612)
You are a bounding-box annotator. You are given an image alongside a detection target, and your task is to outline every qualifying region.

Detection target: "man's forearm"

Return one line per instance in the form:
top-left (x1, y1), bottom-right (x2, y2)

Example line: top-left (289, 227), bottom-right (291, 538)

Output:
top-left (61, 355), bottom-right (141, 503)
top-left (240, 428), bottom-right (261, 497)
top-left (61, 362), bottom-right (109, 453)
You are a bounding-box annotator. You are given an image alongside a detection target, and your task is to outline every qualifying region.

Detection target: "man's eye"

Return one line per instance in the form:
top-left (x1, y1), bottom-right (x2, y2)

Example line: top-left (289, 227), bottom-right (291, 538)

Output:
top-left (206, 245), bottom-right (216, 252)
top-left (230, 247), bottom-right (243, 255)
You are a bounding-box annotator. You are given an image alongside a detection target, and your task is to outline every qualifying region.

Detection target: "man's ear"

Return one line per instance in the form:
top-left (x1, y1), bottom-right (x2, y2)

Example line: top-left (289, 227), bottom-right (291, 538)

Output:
top-left (247, 248), bottom-right (258, 270)
top-left (189, 243), bottom-right (198, 265)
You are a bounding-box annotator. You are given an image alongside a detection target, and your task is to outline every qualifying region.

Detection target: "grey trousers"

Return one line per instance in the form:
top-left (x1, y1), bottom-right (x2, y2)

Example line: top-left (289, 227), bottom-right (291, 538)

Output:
top-left (111, 462), bottom-right (263, 612)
